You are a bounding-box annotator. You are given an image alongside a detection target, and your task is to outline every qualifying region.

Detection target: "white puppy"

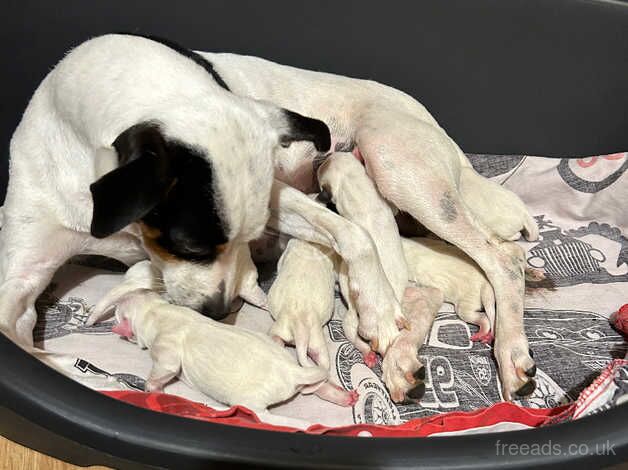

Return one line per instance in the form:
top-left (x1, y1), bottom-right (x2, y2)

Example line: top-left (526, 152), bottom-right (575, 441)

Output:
top-left (267, 238), bottom-right (358, 407)
top-left (90, 286), bottom-right (332, 412)
top-left (459, 167), bottom-right (539, 242)
top-left (268, 238), bottom-right (337, 369)
top-left (402, 237), bottom-right (496, 343)
top-left (317, 152), bottom-right (409, 356)
top-left (90, 260), bottom-right (357, 408)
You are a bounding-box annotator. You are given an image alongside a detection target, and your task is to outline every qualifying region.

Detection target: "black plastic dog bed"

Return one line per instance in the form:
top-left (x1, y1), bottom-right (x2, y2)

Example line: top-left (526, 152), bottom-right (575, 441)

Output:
top-left (2, 1), bottom-right (628, 468)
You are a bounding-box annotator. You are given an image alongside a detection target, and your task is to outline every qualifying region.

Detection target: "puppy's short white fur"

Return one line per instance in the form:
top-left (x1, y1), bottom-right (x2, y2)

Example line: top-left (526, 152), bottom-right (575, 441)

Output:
top-left (402, 237), bottom-right (496, 341)
top-left (89, 269), bottom-right (329, 412)
top-left (267, 238), bottom-right (359, 407)
top-left (268, 238), bottom-right (337, 369)
top-left (317, 152), bottom-right (408, 355)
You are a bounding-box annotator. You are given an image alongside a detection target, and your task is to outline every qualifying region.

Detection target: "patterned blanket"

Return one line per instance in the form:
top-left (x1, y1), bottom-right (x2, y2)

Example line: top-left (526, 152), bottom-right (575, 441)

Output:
top-left (32, 152), bottom-right (628, 433)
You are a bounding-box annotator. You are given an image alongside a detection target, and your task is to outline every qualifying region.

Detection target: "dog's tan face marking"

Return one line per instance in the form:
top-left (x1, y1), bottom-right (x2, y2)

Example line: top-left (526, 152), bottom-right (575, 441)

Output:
top-left (140, 222), bottom-right (229, 266)
top-left (139, 223), bottom-right (183, 264)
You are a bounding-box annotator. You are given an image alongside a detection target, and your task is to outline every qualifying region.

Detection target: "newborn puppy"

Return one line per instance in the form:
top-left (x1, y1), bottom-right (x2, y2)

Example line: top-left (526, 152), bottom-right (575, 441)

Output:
top-left (268, 238), bottom-right (337, 369)
top-left (268, 238), bottom-right (358, 407)
top-left (91, 288), bottom-right (331, 412)
top-left (317, 152), bottom-right (409, 354)
top-left (382, 286), bottom-right (444, 403)
top-left (402, 237), bottom-right (496, 343)
top-left (459, 167), bottom-right (539, 242)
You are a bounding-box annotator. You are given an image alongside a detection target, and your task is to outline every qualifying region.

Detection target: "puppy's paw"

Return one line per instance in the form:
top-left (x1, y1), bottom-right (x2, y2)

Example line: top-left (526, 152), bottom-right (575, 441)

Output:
top-left (363, 351), bottom-right (378, 368)
top-left (358, 311), bottom-right (400, 356)
top-left (314, 382), bottom-right (360, 407)
top-left (145, 380), bottom-right (164, 393)
top-left (381, 335), bottom-right (425, 404)
top-left (494, 334), bottom-right (536, 401)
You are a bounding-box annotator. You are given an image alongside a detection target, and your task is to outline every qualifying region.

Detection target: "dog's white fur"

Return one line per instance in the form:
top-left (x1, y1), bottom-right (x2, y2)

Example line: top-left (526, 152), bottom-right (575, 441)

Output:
top-left (201, 52), bottom-right (537, 399)
top-left (459, 167), bottom-right (539, 242)
top-left (267, 179), bottom-right (402, 356)
top-left (88, 264), bottom-right (329, 412)
top-left (1, 33), bottom-right (538, 401)
top-left (402, 237), bottom-right (496, 341)
top-left (0, 34), bottom-right (302, 346)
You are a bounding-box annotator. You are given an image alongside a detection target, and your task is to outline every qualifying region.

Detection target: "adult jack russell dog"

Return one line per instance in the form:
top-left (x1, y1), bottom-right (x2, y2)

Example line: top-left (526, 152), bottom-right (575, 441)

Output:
top-left (0, 34), bottom-right (537, 400)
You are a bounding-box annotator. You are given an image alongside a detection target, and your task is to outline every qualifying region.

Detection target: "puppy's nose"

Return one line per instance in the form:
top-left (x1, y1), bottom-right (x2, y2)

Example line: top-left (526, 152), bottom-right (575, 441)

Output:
top-left (199, 291), bottom-right (229, 320)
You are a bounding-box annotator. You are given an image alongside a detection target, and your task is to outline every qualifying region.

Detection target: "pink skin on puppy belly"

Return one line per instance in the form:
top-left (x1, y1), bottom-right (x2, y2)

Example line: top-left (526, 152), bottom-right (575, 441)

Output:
top-left (112, 318), bottom-right (134, 339)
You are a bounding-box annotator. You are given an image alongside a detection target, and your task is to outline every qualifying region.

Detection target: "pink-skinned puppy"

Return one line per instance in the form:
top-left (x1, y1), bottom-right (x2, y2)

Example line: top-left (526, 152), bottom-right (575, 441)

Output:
top-left (402, 236), bottom-right (543, 353)
top-left (268, 238), bottom-right (358, 407)
top-left (402, 237), bottom-right (497, 343)
top-left (89, 287), bottom-right (333, 413)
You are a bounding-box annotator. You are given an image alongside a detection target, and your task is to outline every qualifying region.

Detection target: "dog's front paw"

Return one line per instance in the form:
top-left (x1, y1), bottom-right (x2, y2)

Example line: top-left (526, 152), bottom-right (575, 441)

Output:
top-left (381, 335), bottom-right (426, 403)
top-left (494, 334), bottom-right (536, 401)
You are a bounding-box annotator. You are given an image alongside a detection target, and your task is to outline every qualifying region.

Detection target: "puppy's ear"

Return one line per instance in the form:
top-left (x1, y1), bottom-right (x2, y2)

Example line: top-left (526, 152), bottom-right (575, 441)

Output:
top-left (280, 109), bottom-right (331, 152)
top-left (90, 122), bottom-right (174, 238)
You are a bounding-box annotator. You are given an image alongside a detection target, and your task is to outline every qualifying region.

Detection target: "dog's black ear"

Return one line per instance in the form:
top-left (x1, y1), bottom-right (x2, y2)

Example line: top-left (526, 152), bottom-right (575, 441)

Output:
top-left (90, 123), bottom-right (174, 238)
top-left (280, 109), bottom-right (331, 152)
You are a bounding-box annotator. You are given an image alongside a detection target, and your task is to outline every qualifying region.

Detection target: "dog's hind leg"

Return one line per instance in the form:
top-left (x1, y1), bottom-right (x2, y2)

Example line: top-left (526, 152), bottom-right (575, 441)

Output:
top-left (0, 221), bottom-right (82, 347)
top-left (356, 118), bottom-right (535, 400)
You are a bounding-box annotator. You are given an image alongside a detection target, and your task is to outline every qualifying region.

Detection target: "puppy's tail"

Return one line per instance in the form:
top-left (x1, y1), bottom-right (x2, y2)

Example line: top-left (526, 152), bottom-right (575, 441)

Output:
top-left (298, 364), bottom-right (329, 394)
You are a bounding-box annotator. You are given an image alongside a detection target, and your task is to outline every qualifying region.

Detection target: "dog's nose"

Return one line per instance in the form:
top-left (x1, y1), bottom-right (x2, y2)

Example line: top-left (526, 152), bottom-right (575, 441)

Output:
top-left (199, 290), bottom-right (229, 320)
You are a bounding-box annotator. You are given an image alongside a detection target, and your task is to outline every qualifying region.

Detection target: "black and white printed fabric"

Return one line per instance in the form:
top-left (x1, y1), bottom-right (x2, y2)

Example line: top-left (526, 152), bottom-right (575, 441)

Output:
top-left (32, 153), bottom-right (628, 430)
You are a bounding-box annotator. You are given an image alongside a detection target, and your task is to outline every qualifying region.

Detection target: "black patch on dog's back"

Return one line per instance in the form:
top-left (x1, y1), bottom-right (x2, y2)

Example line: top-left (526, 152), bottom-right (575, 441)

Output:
top-left (116, 33), bottom-right (230, 91)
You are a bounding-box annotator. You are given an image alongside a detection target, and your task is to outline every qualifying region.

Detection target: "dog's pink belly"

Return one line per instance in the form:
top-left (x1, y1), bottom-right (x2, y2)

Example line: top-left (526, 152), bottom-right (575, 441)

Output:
top-left (275, 137), bottom-right (365, 193)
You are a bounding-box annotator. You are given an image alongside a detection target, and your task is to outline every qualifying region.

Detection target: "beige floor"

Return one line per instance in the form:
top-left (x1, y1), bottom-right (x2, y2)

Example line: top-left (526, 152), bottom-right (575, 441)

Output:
top-left (0, 436), bottom-right (109, 470)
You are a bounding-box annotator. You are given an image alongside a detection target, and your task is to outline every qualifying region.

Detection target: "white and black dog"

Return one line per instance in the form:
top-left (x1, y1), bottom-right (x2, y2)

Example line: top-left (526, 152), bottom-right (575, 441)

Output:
top-left (0, 34), bottom-right (330, 344)
top-left (0, 33), bottom-right (536, 400)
